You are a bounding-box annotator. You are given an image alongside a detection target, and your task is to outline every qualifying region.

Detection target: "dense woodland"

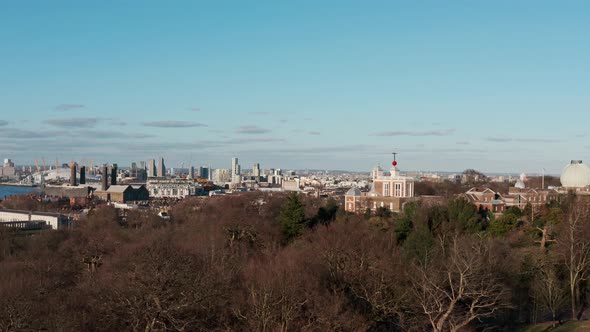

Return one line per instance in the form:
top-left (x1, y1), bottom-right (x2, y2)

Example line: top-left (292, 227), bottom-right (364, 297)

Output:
top-left (0, 189), bottom-right (589, 331)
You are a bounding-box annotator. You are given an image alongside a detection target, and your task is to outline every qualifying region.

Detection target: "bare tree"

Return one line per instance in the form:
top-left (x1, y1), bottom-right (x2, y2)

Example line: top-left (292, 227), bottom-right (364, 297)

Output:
top-left (411, 236), bottom-right (512, 332)
top-left (531, 255), bottom-right (567, 325)
top-left (556, 198), bottom-right (590, 320)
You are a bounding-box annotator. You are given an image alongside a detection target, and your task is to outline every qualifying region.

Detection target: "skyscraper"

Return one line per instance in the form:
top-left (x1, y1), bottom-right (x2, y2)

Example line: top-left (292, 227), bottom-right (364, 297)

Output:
top-left (188, 166), bottom-right (195, 179)
top-left (253, 163), bottom-right (260, 177)
top-left (148, 159), bottom-right (156, 177)
top-left (157, 157), bottom-right (166, 177)
top-left (231, 157), bottom-right (239, 175)
top-left (231, 157), bottom-right (241, 183)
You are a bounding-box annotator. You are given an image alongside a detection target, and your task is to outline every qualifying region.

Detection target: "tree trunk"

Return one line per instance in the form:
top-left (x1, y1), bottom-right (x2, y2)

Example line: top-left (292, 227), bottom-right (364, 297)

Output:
top-left (571, 282), bottom-right (577, 320)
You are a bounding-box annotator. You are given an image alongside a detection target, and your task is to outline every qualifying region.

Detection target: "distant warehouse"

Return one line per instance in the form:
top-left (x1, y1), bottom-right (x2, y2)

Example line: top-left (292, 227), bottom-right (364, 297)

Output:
top-left (0, 209), bottom-right (71, 230)
top-left (95, 184), bottom-right (149, 203)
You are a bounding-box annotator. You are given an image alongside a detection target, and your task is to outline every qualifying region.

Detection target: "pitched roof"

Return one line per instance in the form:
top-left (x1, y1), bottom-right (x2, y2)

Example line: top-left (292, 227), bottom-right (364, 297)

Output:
top-left (106, 185), bottom-right (131, 193)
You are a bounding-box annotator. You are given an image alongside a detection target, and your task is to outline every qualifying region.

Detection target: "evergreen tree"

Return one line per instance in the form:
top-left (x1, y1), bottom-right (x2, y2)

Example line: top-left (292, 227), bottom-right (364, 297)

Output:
top-left (278, 192), bottom-right (306, 242)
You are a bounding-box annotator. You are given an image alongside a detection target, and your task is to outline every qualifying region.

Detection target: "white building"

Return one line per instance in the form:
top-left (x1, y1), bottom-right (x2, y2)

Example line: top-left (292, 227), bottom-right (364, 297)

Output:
top-left (214, 168), bottom-right (231, 184)
top-left (147, 179), bottom-right (201, 198)
top-left (345, 164), bottom-right (416, 213)
top-left (0, 158), bottom-right (16, 179)
top-left (253, 163), bottom-right (261, 177)
top-left (560, 160), bottom-right (590, 189)
top-left (0, 209), bottom-right (70, 230)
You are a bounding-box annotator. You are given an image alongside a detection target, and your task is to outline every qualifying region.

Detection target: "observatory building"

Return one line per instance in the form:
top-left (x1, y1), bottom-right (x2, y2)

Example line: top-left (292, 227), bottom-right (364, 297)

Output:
top-left (345, 157), bottom-right (415, 214)
top-left (560, 160), bottom-right (590, 190)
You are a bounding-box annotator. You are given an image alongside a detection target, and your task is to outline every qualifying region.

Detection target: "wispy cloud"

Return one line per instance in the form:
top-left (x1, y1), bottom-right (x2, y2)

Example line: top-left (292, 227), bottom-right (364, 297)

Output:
top-left (109, 120), bottom-right (127, 126)
top-left (486, 137), bottom-right (560, 143)
top-left (194, 137), bottom-right (285, 146)
top-left (44, 117), bottom-right (100, 128)
top-left (371, 129), bottom-right (456, 137)
top-left (236, 125), bottom-right (272, 134)
top-left (80, 130), bottom-right (155, 139)
top-left (142, 121), bottom-right (207, 128)
top-left (270, 144), bottom-right (375, 154)
top-left (486, 137), bottom-right (511, 142)
top-left (0, 128), bottom-right (64, 138)
top-left (0, 120), bottom-right (8, 126)
top-left (54, 103), bottom-right (85, 112)
top-left (309, 131), bottom-right (321, 135)
top-left (456, 141), bottom-right (470, 145)
top-left (189, 107), bottom-right (201, 112)
top-left (219, 137), bottom-right (285, 144)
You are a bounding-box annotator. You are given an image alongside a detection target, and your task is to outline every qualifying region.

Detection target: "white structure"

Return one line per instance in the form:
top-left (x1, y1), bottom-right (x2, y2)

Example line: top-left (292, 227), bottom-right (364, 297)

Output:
top-left (282, 178), bottom-right (301, 191)
top-left (147, 178), bottom-right (201, 198)
top-left (0, 209), bottom-right (70, 230)
top-left (0, 158), bottom-right (16, 179)
top-left (371, 165), bottom-right (415, 198)
top-left (214, 168), bottom-right (231, 184)
top-left (148, 159), bottom-right (156, 177)
top-left (33, 168), bottom-right (99, 184)
top-left (515, 172), bottom-right (526, 189)
top-left (560, 160), bottom-right (590, 189)
top-left (345, 164), bottom-right (416, 213)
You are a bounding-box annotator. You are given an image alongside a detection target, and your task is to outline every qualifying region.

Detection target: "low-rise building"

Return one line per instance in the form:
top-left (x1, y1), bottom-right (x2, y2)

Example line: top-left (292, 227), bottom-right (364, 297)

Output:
top-left (95, 184), bottom-right (149, 203)
top-left (147, 179), bottom-right (202, 198)
top-left (0, 208), bottom-right (71, 230)
top-left (462, 186), bottom-right (560, 214)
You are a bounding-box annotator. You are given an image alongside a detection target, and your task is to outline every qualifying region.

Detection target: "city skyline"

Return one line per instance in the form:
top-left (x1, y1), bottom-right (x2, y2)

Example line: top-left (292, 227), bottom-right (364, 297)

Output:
top-left (1, 1), bottom-right (589, 174)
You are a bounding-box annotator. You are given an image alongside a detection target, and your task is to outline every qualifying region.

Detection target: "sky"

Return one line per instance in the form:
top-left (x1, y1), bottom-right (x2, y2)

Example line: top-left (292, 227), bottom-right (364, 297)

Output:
top-left (1, 1), bottom-right (589, 174)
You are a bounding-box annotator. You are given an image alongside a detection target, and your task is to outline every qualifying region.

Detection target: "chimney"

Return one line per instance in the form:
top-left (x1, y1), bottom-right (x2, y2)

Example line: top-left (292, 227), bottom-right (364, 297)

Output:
top-left (70, 163), bottom-right (77, 186)
top-left (111, 163), bottom-right (118, 186)
top-left (102, 164), bottom-right (109, 191)
top-left (79, 166), bottom-right (86, 185)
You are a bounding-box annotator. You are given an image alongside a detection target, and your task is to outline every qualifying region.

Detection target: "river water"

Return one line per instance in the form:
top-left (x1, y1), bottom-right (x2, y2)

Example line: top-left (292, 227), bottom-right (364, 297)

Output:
top-left (0, 185), bottom-right (40, 199)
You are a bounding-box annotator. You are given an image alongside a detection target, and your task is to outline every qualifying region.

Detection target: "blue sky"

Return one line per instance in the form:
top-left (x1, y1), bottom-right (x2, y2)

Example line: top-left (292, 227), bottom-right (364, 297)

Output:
top-left (1, 1), bottom-right (589, 174)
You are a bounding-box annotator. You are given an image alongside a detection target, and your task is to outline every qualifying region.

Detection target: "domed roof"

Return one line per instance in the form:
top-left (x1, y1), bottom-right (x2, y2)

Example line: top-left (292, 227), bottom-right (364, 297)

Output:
top-left (561, 160), bottom-right (590, 188)
top-left (346, 187), bottom-right (361, 197)
top-left (515, 179), bottom-right (526, 189)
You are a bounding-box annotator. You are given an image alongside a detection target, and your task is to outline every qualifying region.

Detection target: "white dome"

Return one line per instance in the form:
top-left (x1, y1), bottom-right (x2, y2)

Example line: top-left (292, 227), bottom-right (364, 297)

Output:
top-left (561, 160), bottom-right (590, 188)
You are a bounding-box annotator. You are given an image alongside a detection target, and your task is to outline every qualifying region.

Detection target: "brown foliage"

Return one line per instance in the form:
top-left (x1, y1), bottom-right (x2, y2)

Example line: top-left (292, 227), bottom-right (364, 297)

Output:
top-left (0, 191), bottom-right (564, 331)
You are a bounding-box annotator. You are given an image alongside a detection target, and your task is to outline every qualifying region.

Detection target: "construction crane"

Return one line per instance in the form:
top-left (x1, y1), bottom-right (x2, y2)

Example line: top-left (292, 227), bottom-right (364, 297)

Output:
top-left (89, 159), bottom-right (94, 174)
top-left (42, 158), bottom-right (47, 173)
top-left (55, 159), bottom-right (59, 172)
top-left (34, 159), bottom-right (40, 173)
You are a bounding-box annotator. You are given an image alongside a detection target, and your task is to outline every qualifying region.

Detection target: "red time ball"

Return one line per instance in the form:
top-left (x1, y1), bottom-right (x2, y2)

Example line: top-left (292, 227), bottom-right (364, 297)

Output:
top-left (392, 161), bottom-right (398, 166)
